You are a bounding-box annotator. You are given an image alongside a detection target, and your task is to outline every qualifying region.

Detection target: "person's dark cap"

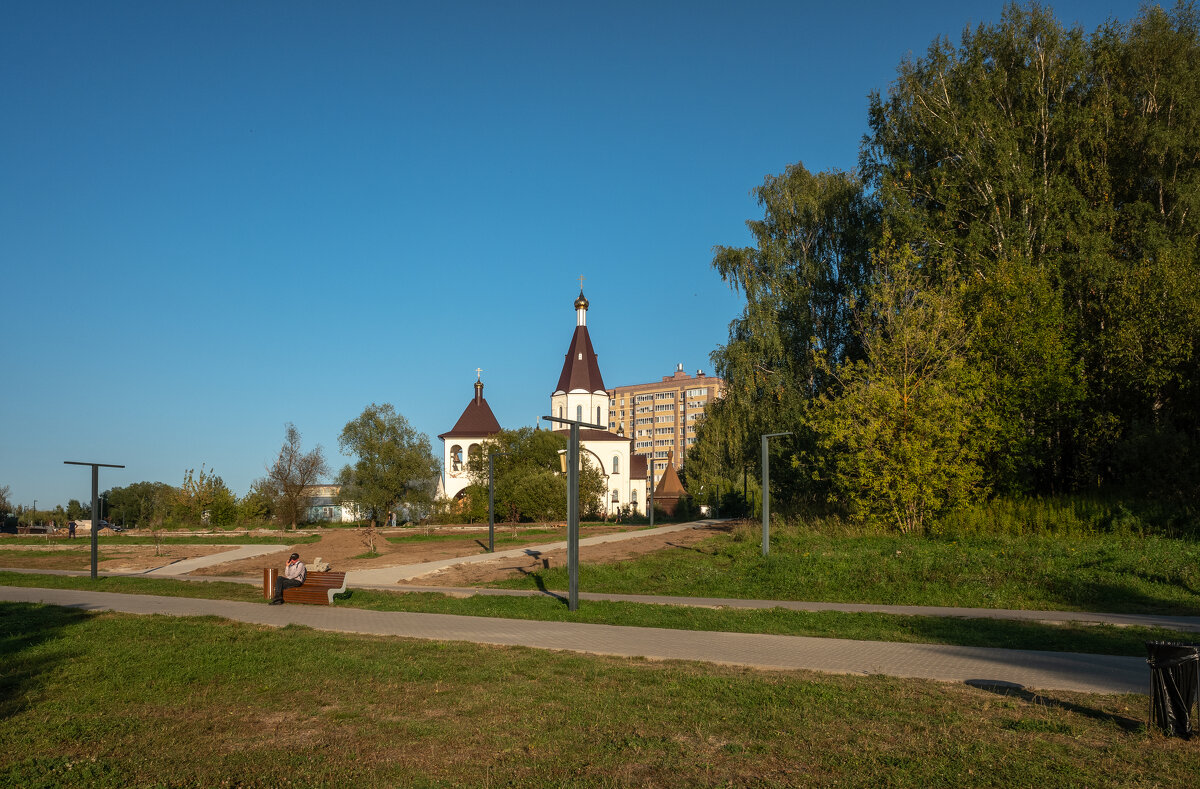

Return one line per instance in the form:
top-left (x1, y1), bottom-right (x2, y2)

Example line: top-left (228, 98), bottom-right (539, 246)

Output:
top-left (289, 553), bottom-right (300, 560)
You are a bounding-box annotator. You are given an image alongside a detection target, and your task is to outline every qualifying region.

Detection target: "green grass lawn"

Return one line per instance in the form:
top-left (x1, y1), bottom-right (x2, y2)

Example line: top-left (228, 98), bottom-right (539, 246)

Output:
top-left (1, 571), bottom-right (1194, 658)
top-left (1, 602), bottom-right (1190, 788)
top-left (492, 523), bottom-right (1200, 616)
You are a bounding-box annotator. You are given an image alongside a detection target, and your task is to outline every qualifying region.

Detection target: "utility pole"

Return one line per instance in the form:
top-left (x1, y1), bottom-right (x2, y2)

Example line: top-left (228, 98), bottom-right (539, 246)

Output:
top-left (543, 413), bottom-right (604, 611)
top-left (64, 461), bottom-right (125, 578)
top-left (760, 433), bottom-right (791, 557)
top-left (487, 451), bottom-right (511, 553)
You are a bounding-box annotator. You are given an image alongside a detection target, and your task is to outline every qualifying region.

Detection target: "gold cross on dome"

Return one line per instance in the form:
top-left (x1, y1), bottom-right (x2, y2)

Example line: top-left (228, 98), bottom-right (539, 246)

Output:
top-left (475, 367), bottom-right (482, 381)
top-left (578, 274), bottom-right (585, 291)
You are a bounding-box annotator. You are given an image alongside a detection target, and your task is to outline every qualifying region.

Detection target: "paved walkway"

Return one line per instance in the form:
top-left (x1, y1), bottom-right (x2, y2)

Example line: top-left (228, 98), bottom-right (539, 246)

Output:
top-left (343, 520), bottom-right (718, 585)
top-left (6, 566), bottom-right (1199, 634)
top-left (141, 545), bottom-right (284, 576)
top-left (0, 585), bottom-right (1150, 695)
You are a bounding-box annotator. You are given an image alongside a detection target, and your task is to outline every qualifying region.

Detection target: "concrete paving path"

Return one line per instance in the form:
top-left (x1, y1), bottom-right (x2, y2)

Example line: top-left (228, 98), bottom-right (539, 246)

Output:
top-left (344, 520), bottom-right (718, 585)
top-left (387, 584), bottom-right (1200, 633)
top-left (141, 545), bottom-right (285, 576)
top-left (6, 566), bottom-right (1199, 634)
top-left (0, 585), bottom-right (1149, 695)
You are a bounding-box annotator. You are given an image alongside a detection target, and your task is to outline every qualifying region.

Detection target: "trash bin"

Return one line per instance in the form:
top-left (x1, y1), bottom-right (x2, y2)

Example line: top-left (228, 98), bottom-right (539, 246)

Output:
top-left (1146, 641), bottom-right (1200, 738)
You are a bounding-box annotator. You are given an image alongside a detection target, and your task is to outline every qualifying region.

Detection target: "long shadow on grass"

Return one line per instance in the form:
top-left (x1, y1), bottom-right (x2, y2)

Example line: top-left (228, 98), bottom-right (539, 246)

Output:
top-left (516, 556), bottom-right (567, 606)
top-left (1041, 579), bottom-right (1200, 617)
top-left (0, 602), bottom-right (90, 720)
top-left (968, 682), bottom-right (1144, 733)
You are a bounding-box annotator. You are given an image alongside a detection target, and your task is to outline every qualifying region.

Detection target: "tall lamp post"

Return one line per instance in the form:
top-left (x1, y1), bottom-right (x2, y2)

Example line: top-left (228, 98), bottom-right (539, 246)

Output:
top-left (648, 460), bottom-right (655, 528)
top-left (64, 460), bottom-right (125, 578)
top-left (543, 413), bottom-right (604, 611)
top-left (487, 451), bottom-right (511, 553)
top-left (760, 432), bottom-right (791, 557)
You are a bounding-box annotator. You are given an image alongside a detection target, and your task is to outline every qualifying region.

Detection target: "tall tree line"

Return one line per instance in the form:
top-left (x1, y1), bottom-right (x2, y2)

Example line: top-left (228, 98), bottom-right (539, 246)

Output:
top-left (693, 2), bottom-right (1200, 530)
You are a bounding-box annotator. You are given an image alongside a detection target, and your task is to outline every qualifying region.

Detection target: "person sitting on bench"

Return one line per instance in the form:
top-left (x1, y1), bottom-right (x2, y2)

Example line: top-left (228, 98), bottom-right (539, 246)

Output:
top-left (271, 553), bottom-right (306, 605)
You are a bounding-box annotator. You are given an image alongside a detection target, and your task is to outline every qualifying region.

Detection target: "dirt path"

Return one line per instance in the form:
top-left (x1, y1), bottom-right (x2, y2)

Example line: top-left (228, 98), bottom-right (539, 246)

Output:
top-left (190, 523), bottom-right (730, 584)
top-left (1, 522), bottom-right (733, 583)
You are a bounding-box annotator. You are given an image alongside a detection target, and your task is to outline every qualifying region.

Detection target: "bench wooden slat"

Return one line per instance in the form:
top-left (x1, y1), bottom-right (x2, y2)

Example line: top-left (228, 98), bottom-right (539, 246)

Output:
top-left (263, 569), bottom-right (348, 605)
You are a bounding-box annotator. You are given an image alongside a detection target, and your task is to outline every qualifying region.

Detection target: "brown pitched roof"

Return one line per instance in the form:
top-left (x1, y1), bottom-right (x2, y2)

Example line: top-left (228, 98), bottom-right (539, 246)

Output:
top-left (630, 453), bottom-right (648, 478)
top-left (438, 380), bottom-right (502, 440)
top-left (554, 325), bottom-right (606, 394)
top-left (653, 455), bottom-right (687, 499)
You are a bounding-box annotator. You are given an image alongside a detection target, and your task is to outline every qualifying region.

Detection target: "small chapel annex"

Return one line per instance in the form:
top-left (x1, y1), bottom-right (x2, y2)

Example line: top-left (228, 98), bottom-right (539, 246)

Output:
top-left (438, 290), bottom-right (648, 516)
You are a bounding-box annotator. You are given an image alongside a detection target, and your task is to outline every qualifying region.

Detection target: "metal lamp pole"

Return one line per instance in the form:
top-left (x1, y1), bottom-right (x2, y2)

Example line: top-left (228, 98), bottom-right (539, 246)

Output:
top-left (648, 460), bottom-right (654, 528)
top-left (64, 460), bottom-right (125, 578)
top-left (543, 413), bottom-right (604, 611)
top-left (760, 432), bottom-right (791, 557)
top-left (487, 451), bottom-right (511, 553)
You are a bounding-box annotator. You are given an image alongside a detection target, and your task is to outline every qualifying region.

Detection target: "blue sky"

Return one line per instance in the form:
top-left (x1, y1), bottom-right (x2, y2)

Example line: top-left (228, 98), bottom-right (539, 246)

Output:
top-left (2, 0), bottom-right (1146, 509)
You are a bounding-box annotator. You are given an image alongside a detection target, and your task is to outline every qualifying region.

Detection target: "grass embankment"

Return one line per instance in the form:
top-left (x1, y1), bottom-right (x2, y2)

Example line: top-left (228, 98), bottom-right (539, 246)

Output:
top-left (1, 603), bottom-right (1189, 788)
top-left (493, 523), bottom-right (1200, 616)
top-left (1, 571), bottom-right (1194, 658)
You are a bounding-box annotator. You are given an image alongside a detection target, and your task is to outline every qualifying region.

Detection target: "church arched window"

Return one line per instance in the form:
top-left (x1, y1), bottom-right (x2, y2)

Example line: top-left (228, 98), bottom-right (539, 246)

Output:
top-left (612, 455), bottom-right (620, 474)
top-left (450, 445), bottom-right (463, 472)
top-left (596, 406), bottom-right (601, 425)
top-left (631, 489), bottom-right (638, 503)
top-left (611, 489), bottom-right (619, 503)
top-left (468, 444), bottom-right (482, 468)
top-left (576, 405), bottom-right (582, 421)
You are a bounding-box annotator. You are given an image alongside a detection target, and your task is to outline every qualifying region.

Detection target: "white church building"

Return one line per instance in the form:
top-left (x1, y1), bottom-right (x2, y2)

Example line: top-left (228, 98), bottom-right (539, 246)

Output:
top-left (439, 290), bottom-right (648, 515)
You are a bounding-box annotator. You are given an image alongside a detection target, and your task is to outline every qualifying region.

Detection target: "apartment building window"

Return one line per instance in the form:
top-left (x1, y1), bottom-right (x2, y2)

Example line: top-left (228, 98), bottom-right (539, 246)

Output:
top-left (636, 441), bottom-right (653, 448)
top-left (636, 417), bottom-right (653, 425)
top-left (654, 451), bottom-right (669, 458)
top-left (655, 427), bottom-right (674, 435)
top-left (655, 392), bottom-right (675, 400)
top-left (654, 404), bottom-right (674, 412)
top-left (656, 416), bottom-right (672, 423)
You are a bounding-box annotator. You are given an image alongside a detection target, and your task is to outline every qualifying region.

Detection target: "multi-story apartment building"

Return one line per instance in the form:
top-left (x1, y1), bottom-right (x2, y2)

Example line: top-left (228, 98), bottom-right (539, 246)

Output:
top-left (607, 365), bottom-right (725, 486)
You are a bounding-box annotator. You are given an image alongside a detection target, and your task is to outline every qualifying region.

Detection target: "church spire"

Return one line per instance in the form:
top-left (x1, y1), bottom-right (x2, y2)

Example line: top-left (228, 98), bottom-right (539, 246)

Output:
top-left (574, 282), bottom-right (589, 327)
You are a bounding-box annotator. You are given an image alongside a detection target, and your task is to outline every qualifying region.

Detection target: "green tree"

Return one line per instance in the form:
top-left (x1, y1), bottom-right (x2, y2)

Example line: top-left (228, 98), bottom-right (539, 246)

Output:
top-left (174, 466), bottom-right (237, 526)
top-left (808, 242), bottom-right (991, 533)
top-left (265, 423), bottom-right (330, 530)
top-left (862, 1), bottom-right (1200, 493)
top-left (461, 427), bottom-right (606, 523)
top-left (0, 485), bottom-right (11, 516)
top-left (337, 403), bottom-right (440, 527)
top-left (106, 481), bottom-right (176, 528)
top-left (238, 478), bottom-right (276, 525)
top-left (699, 162), bottom-right (877, 509)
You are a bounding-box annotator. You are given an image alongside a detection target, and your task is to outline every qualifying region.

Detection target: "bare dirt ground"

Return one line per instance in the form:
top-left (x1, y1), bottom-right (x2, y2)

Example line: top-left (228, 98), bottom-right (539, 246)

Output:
top-left (0, 541), bottom-right (238, 573)
top-left (0, 522), bottom-right (732, 584)
top-left (403, 522), bottom-right (732, 586)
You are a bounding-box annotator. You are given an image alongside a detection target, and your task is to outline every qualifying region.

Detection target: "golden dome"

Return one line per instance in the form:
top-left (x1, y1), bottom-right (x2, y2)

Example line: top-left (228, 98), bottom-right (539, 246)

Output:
top-left (574, 290), bottom-right (589, 310)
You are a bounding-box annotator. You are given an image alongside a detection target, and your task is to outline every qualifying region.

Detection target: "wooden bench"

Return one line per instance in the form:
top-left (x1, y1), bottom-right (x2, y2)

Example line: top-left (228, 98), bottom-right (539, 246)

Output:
top-left (263, 568), bottom-right (348, 605)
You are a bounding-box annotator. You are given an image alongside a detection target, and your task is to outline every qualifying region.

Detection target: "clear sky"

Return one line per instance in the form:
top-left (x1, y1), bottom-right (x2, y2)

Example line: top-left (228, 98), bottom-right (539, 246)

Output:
top-left (2, 0), bottom-right (1147, 509)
